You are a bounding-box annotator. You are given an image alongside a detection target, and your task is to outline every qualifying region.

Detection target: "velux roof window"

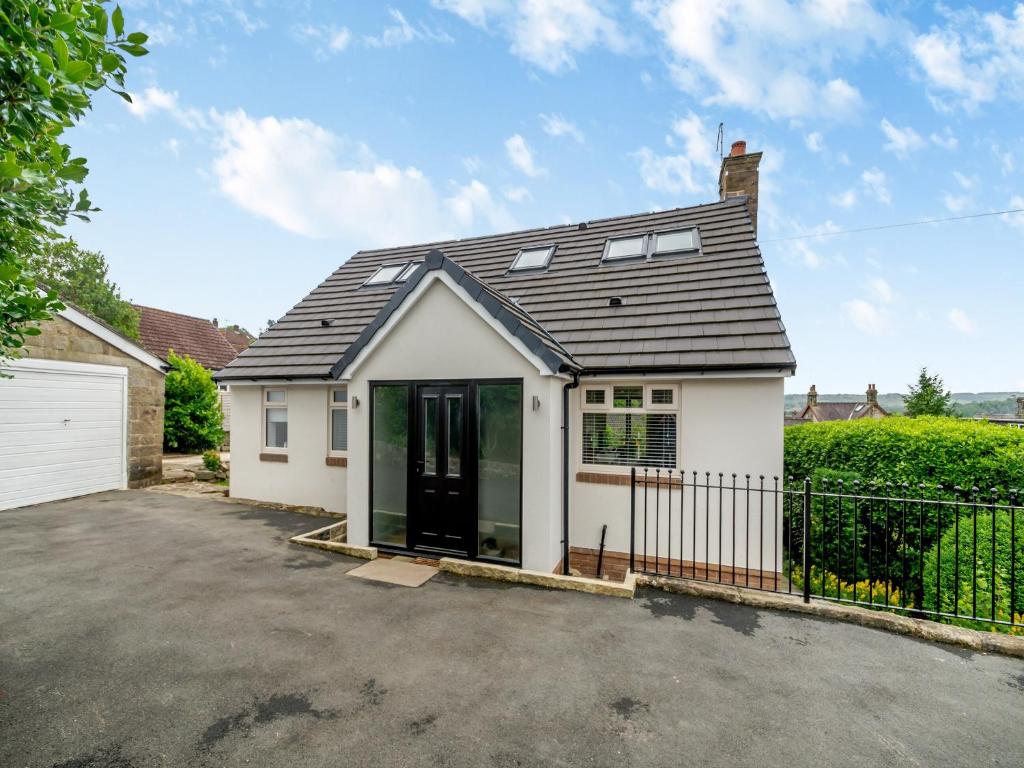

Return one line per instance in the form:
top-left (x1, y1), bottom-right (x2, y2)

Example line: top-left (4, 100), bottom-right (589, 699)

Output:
top-left (509, 245), bottom-right (555, 272)
top-left (601, 227), bottom-right (700, 265)
top-left (363, 264), bottom-right (408, 286)
top-left (395, 261), bottom-right (421, 282)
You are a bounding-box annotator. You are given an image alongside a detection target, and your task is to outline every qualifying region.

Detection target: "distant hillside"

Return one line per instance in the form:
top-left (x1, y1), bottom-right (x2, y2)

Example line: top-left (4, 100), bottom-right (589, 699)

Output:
top-left (784, 392), bottom-right (1023, 417)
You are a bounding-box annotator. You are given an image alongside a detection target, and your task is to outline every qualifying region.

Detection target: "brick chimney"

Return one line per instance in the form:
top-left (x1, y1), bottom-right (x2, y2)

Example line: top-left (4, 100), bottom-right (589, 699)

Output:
top-left (719, 140), bottom-right (762, 236)
top-left (1017, 396), bottom-right (1024, 419)
top-left (807, 384), bottom-right (818, 407)
top-left (866, 383), bottom-right (878, 405)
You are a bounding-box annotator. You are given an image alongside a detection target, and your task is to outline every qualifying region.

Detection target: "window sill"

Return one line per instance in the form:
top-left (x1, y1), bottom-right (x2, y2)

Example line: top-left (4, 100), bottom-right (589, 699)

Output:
top-left (260, 452), bottom-right (288, 463)
top-left (576, 470), bottom-right (680, 486)
top-left (326, 456), bottom-right (348, 467)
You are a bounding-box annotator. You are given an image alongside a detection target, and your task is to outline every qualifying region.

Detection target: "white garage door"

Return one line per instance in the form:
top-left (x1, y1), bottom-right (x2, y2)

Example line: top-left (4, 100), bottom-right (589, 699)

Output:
top-left (0, 358), bottom-right (128, 511)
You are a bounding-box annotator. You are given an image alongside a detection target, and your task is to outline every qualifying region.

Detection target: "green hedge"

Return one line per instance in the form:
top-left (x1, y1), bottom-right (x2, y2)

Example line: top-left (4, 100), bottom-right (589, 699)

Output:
top-left (784, 416), bottom-right (1024, 492)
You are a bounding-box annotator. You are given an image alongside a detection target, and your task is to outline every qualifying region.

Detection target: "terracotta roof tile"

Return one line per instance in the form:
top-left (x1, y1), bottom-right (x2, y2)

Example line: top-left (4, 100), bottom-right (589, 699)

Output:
top-left (134, 305), bottom-right (239, 370)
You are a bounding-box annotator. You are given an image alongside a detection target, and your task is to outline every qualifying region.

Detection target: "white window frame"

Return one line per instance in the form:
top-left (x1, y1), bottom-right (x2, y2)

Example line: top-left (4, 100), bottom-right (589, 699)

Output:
top-left (578, 380), bottom-right (681, 471)
top-left (645, 384), bottom-right (679, 411)
top-left (509, 244), bottom-right (556, 273)
top-left (601, 233), bottom-right (647, 263)
top-left (328, 386), bottom-right (349, 456)
top-left (650, 227), bottom-right (700, 257)
top-left (363, 262), bottom-right (410, 287)
top-left (263, 387), bottom-right (288, 452)
top-left (581, 385), bottom-right (611, 411)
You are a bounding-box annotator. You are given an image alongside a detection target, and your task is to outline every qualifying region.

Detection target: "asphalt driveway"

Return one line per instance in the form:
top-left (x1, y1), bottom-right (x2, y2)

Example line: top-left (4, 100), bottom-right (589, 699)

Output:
top-left (1, 491), bottom-right (1021, 768)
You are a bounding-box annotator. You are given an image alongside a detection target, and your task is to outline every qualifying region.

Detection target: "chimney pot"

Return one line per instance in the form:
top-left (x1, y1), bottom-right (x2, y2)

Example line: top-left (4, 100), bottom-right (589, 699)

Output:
top-left (719, 140), bottom-right (761, 236)
top-left (866, 383), bottom-right (878, 405)
top-left (730, 140), bottom-right (747, 157)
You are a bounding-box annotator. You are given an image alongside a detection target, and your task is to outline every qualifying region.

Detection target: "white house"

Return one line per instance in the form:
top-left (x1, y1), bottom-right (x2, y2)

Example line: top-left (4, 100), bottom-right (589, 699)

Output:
top-left (216, 143), bottom-right (795, 577)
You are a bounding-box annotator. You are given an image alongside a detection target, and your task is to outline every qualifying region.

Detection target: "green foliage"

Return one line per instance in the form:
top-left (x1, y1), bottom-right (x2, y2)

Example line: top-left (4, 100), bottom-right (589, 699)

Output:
top-left (784, 416), bottom-right (1024, 493)
top-left (904, 367), bottom-right (953, 417)
top-left (24, 238), bottom-right (139, 338)
top-left (789, 565), bottom-right (907, 609)
top-left (201, 450), bottom-right (222, 472)
top-left (163, 351), bottom-right (223, 453)
top-left (1, 1), bottom-right (147, 363)
top-left (923, 509), bottom-right (1024, 629)
top-left (953, 397), bottom-right (1022, 418)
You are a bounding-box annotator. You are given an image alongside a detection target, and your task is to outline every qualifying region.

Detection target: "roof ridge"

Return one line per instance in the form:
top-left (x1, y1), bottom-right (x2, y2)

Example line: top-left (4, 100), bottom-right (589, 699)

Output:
top-left (133, 303), bottom-right (218, 324)
top-left (351, 197), bottom-right (749, 257)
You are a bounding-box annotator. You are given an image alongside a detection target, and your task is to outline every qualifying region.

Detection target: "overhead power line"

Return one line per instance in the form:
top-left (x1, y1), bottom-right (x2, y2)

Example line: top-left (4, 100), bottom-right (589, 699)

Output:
top-left (760, 207), bottom-right (1024, 244)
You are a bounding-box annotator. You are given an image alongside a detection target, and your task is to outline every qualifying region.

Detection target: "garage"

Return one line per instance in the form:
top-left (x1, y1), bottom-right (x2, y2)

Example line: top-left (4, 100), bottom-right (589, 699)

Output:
top-left (0, 304), bottom-right (166, 511)
top-left (0, 359), bottom-right (128, 511)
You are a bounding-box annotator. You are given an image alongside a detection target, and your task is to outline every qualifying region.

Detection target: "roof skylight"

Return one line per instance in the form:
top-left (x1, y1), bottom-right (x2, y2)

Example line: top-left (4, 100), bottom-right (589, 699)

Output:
top-left (363, 263), bottom-right (408, 286)
top-left (509, 245), bottom-right (555, 272)
top-left (395, 261), bottom-right (422, 282)
top-left (603, 235), bottom-right (646, 261)
top-left (652, 228), bottom-right (698, 255)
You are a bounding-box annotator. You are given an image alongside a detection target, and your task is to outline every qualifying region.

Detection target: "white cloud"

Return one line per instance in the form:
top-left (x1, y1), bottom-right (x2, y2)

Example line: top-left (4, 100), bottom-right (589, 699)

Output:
top-left (943, 193), bottom-right (970, 213)
top-left (830, 188), bottom-right (857, 209)
top-left (446, 179), bottom-right (516, 231)
top-left (929, 127), bottom-right (958, 150)
top-left (632, 111), bottom-right (718, 197)
top-left (505, 134), bottom-right (546, 177)
top-left (433, 0), bottom-right (626, 73)
top-left (842, 298), bottom-right (888, 335)
top-left (952, 171), bottom-right (976, 190)
top-left (911, 4), bottom-right (1024, 110)
top-left (636, 0), bottom-right (892, 119)
top-left (793, 241), bottom-right (823, 269)
top-left (164, 138), bottom-right (181, 156)
top-left (210, 109), bottom-right (512, 246)
top-left (504, 185), bottom-right (531, 202)
top-left (539, 113), bottom-right (584, 143)
top-left (125, 87), bottom-right (208, 131)
top-left (294, 24), bottom-right (352, 57)
top-left (461, 155), bottom-right (482, 175)
top-left (880, 118), bottom-right (924, 157)
top-left (867, 276), bottom-right (893, 304)
top-left (805, 131), bottom-right (824, 153)
top-left (365, 8), bottom-right (452, 47)
top-left (1005, 196), bottom-right (1024, 230)
top-left (948, 308), bottom-right (974, 334)
top-left (860, 167), bottom-right (891, 204)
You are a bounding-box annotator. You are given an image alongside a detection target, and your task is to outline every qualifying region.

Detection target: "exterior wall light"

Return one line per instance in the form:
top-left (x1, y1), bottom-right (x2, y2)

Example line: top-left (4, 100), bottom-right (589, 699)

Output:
top-left (532, 395), bottom-right (541, 411)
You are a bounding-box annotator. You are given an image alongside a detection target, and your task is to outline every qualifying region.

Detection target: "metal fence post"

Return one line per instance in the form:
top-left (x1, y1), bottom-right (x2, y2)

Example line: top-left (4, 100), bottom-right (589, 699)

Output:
top-left (802, 477), bottom-right (812, 604)
top-left (629, 467), bottom-right (636, 574)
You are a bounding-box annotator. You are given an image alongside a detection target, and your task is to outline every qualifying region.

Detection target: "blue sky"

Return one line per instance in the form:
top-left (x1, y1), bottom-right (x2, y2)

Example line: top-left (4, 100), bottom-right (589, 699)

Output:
top-left (65, 1), bottom-right (1024, 393)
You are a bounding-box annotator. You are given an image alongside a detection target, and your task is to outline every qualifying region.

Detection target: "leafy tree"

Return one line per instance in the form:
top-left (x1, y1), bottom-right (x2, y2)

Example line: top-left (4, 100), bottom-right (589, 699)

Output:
top-left (163, 351), bottom-right (224, 453)
top-left (25, 238), bottom-right (139, 338)
top-left (904, 367), bottom-right (953, 417)
top-left (1, 2), bottom-right (147, 364)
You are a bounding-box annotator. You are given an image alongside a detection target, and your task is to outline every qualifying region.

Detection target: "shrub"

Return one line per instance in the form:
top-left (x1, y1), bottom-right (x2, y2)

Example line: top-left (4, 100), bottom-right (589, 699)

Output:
top-left (163, 351), bottom-right (223, 453)
top-left (789, 565), bottom-right (906, 608)
top-left (785, 416), bottom-right (1024, 493)
top-left (202, 450), bottom-right (222, 472)
top-left (922, 509), bottom-right (1024, 626)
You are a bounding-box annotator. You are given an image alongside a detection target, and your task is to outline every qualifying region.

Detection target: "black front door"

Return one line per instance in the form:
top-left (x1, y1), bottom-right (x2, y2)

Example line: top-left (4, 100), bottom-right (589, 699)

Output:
top-left (411, 384), bottom-right (472, 555)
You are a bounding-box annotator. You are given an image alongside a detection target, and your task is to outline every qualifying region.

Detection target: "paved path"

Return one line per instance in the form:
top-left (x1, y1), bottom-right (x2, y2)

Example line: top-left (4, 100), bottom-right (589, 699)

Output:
top-left (1, 491), bottom-right (1021, 768)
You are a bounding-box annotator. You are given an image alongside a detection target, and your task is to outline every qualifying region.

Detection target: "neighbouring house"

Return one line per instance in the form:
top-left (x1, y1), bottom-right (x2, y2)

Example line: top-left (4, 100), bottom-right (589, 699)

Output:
top-left (219, 323), bottom-right (255, 355)
top-left (216, 141), bottom-right (795, 576)
top-left (134, 304), bottom-right (241, 446)
top-left (978, 397), bottom-right (1024, 429)
top-left (790, 384), bottom-right (889, 424)
top-left (0, 303), bottom-right (166, 511)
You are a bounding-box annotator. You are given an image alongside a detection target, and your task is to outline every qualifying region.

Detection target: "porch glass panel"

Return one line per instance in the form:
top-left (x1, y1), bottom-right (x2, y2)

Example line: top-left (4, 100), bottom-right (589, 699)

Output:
top-left (372, 385), bottom-right (409, 546)
top-left (477, 383), bottom-right (522, 563)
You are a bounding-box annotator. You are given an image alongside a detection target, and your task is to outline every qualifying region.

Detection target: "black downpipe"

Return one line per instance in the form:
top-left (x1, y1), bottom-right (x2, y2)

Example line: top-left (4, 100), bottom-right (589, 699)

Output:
top-left (562, 371), bottom-right (581, 575)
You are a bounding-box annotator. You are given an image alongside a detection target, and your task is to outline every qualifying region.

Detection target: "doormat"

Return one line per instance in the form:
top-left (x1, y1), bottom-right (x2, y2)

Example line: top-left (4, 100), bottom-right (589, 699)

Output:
top-left (347, 557), bottom-right (438, 587)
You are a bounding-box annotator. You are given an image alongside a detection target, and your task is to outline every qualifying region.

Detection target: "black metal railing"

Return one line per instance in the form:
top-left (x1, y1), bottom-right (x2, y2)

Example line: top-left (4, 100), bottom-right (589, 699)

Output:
top-left (629, 468), bottom-right (1023, 631)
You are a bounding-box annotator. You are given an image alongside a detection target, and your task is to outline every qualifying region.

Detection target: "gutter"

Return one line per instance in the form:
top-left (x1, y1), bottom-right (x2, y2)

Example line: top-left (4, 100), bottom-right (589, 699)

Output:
top-left (561, 370), bottom-right (581, 575)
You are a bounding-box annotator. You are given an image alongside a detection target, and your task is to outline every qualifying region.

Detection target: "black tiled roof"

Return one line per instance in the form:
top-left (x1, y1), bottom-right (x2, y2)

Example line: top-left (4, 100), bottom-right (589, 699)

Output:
top-left (216, 197), bottom-right (795, 380)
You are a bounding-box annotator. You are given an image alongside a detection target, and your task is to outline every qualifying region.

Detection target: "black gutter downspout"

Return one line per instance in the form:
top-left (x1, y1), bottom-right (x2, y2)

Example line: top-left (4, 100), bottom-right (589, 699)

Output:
top-left (561, 369), bottom-right (581, 575)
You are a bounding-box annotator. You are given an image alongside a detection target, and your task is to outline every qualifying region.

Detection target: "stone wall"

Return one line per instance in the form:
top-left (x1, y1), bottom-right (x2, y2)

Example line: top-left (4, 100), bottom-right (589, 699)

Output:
top-left (23, 315), bottom-right (165, 487)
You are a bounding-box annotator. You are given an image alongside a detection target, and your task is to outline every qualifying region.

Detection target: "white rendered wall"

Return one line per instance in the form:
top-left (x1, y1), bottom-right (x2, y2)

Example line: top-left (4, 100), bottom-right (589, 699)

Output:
top-left (229, 384), bottom-right (348, 513)
top-left (344, 279), bottom-right (565, 572)
top-left (571, 376), bottom-right (785, 572)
